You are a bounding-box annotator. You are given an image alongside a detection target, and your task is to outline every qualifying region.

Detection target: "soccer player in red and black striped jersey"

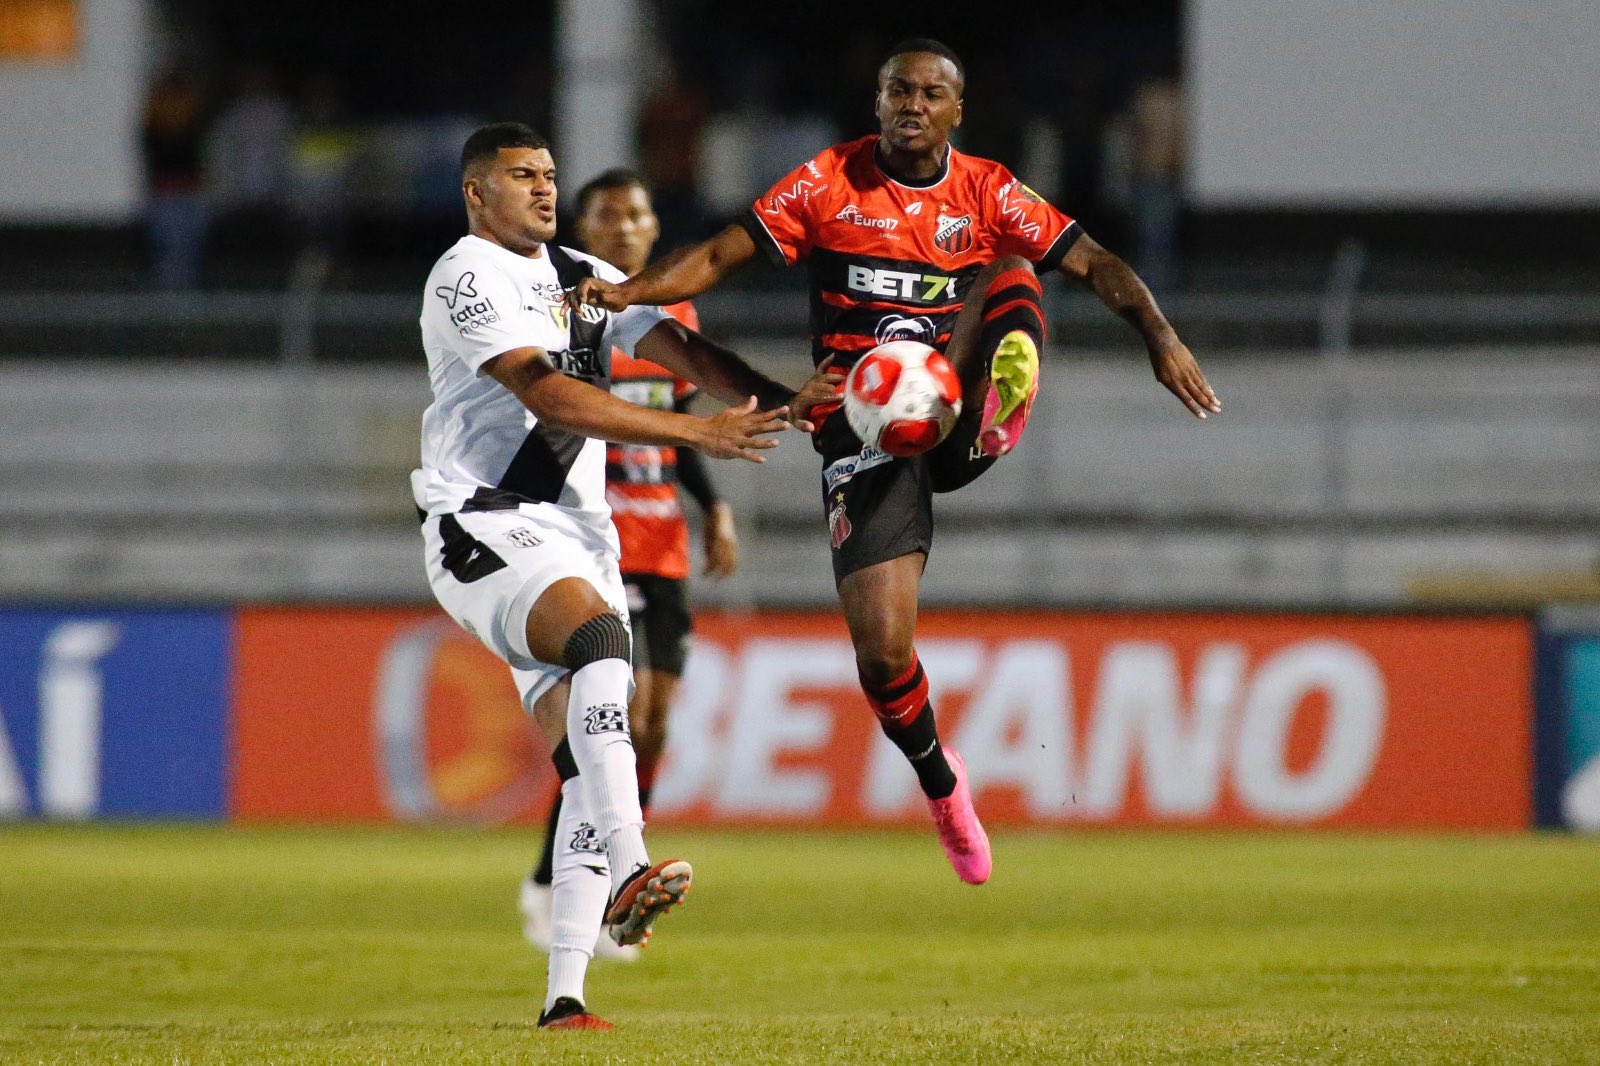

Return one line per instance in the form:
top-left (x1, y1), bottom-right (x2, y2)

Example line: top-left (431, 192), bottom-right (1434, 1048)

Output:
top-left (575, 39), bottom-right (1220, 885)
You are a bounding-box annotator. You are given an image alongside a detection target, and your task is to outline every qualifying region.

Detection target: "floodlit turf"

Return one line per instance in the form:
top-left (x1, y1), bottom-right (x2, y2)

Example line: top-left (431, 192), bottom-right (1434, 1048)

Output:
top-left (1, 826), bottom-right (1597, 1064)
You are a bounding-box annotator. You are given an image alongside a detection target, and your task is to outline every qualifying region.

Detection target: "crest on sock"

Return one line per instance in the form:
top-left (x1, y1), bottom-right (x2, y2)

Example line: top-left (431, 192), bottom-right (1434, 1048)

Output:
top-left (584, 702), bottom-right (630, 735)
top-left (568, 821), bottom-right (605, 856)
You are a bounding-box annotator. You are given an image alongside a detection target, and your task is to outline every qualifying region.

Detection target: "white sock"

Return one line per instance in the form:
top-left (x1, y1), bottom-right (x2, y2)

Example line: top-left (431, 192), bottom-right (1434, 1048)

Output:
top-left (546, 949), bottom-right (588, 1012)
top-left (565, 658), bottom-right (650, 893)
top-left (544, 777), bottom-right (611, 1012)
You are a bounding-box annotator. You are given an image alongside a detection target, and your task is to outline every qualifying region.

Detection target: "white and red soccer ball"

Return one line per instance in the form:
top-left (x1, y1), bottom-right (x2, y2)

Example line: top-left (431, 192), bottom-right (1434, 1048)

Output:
top-left (842, 341), bottom-right (962, 457)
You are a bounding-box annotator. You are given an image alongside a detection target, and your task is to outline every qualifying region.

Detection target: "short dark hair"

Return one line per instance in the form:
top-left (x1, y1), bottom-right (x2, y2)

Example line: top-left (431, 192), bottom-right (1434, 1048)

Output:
top-left (460, 122), bottom-right (550, 174)
top-left (576, 167), bottom-right (650, 216)
top-left (880, 38), bottom-right (966, 90)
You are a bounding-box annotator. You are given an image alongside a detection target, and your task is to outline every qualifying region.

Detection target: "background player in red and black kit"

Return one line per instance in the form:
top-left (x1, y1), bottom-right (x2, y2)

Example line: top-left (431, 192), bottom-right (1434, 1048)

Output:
top-left (576, 39), bottom-right (1221, 885)
top-left (523, 169), bottom-right (739, 960)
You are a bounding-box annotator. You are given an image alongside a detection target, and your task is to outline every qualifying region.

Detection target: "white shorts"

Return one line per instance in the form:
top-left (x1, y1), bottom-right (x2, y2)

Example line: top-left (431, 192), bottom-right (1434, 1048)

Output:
top-left (420, 503), bottom-right (631, 709)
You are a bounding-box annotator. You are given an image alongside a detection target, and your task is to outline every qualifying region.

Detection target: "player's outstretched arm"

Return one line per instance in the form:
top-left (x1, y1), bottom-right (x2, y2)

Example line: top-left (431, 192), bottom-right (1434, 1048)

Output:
top-left (1060, 233), bottom-right (1222, 419)
top-left (634, 318), bottom-right (824, 432)
top-left (571, 224), bottom-right (758, 312)
top-left (484, 346), bottom-right (791, 462)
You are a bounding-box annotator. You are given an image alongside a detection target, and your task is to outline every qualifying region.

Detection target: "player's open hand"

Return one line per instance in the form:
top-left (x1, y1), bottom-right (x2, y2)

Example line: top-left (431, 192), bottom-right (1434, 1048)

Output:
top-left (569, 276), bottom-right (630, 313)
top-left (1150, 342), bottom-right (1222, 419)
top-left (695, 396), bottom-right (793, 462)
top-left (790, 356), bottom-right (847, 432)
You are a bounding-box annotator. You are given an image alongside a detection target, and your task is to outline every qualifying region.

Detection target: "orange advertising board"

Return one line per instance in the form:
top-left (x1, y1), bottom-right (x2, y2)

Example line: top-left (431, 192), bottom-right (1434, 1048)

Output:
top-left (232, 607), bottom-right (556, 822)
top-left (657, 612), bottom-right (1530, 829)
top-left (231, 608), bottom-right (1531, 829)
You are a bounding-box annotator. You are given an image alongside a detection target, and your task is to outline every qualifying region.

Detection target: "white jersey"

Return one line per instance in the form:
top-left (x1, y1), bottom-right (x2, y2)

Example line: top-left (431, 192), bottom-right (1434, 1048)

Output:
top-left (411, 234), bottom-right (671, 532)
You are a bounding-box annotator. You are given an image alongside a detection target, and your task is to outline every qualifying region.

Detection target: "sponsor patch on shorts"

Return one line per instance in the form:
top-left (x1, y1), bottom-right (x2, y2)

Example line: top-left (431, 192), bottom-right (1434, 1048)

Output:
top-left (822, 446), bottom-right (893, 493)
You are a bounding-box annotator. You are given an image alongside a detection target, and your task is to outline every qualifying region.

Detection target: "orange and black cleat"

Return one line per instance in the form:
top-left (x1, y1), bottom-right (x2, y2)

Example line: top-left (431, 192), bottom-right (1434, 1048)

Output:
top-left (604, 858), bottom-right (693, 946)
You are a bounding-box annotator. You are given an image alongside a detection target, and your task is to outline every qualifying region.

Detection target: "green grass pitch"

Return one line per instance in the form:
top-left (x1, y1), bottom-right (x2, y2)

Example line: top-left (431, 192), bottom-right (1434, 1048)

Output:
top-left (1, 825), bottom-right (1597, 1064)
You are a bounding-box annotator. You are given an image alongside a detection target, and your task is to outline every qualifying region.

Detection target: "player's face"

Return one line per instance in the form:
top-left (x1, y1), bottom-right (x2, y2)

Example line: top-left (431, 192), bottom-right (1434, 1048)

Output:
top-left (876, 54), bottom-right (963, 156)
top-left (576, 185), bottom-right (660, 276)
top-left (464, 146), bottom-right (558, 252)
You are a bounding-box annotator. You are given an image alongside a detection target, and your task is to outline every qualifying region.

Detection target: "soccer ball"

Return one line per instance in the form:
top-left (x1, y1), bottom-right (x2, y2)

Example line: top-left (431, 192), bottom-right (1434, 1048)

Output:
top-left (842, 341), bottom-right (962, 457)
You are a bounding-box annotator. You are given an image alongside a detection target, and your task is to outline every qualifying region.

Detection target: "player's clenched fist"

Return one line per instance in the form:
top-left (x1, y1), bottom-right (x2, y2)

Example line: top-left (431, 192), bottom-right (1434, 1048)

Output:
top-left (691, 396), bottom-right (793, 462)
top-left (569, 276), bottom-right (630, 312)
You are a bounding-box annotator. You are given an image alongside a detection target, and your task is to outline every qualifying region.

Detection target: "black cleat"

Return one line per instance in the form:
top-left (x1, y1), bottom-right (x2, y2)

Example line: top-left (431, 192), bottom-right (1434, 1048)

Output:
top-left (538, 996), bottom-right (614, 1031)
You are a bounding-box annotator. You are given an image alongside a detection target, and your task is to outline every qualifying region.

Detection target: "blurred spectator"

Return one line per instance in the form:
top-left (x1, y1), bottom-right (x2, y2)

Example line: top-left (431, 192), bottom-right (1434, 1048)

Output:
top-left (636, 59), bottom-right (712, 249)
top-left (702, 74), bottom-right (838, 220)
top-left (202, 62), bottom-right (298, 281)
top-left (746, 74), bottom-right (838, 196)
top-left (142, 69), bottom-right (211, 289)
top-left (207, 63), bottom-right (294, 213)
top-left (290, 72), bottom-right (356, 257)
top-left (1127, 73), bottom-right (1185, 294)
top-left (1052, 62), bottom-right (1115, 240)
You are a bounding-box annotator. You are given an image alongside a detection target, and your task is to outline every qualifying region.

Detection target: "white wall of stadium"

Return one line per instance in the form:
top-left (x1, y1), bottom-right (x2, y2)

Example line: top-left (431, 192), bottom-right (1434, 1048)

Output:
top-left (1189, 0), bottom-right (1600, 206)
top-left (0, 0), bottom-right (150, 222)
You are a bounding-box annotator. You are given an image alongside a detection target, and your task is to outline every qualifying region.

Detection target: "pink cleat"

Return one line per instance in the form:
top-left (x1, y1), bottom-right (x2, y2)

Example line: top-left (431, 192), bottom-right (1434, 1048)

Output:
top-left (927, 749), bottom-right (992, 884)
top-left (977, 330), bottom-right (1040, 458)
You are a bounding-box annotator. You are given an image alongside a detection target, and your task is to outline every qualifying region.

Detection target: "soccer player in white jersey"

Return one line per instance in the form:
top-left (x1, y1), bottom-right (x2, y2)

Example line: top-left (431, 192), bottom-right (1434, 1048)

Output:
top-left (414, 122), bottom-right (824, 1031)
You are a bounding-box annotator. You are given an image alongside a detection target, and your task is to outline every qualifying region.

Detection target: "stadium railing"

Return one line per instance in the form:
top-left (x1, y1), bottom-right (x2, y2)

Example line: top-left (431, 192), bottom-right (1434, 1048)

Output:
top-left (2, 248), bottom-right (1598, 609)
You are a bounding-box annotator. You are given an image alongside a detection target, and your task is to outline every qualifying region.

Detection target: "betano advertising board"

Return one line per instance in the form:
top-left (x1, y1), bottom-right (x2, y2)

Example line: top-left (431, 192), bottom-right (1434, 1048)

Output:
top-left (226, 608), bottom-right (1531, 829)
top-left (0, 605), bottom-right (1534, 828)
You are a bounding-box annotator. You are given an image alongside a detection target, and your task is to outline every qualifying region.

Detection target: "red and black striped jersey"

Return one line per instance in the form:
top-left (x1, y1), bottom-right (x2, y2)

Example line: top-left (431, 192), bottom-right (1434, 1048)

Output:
top-left (605, 300), bottom-right (700, 579)
top-left (741, 134), bottom-right (1079, 370)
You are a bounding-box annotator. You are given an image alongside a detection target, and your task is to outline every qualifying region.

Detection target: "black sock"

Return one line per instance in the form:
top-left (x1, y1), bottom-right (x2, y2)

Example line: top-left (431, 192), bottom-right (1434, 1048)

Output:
top-left (532, 738), bottom-right (581, 886)
top-left (931, 275), bottom-right (1045, 493)
top-left (927, 413), bottom-right (996, 493)
top-left (883, 704), bottom-right (956, 800)
top-left (975, 270), bottom-right (1045, 371)
top-left (530, 789), bottom-right (561, 886)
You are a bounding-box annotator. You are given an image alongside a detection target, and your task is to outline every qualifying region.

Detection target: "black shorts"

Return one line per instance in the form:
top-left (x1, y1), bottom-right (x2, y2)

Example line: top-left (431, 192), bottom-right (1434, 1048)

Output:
top-left (622, 573), bottom-right (693, 676)
top-left (815, 410), bottom-right (993, 584)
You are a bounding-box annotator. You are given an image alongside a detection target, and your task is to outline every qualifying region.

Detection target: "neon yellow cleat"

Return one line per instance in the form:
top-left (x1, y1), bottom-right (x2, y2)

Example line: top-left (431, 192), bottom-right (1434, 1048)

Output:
top-left (978, 330), bottom-right (1040, 457)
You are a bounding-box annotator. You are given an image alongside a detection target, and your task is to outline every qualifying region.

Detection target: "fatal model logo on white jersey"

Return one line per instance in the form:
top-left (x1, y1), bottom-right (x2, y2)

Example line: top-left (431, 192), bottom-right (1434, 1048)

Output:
top-left (436, 271), bottom-right (500, 334)
top-left (436, 271), bottom-right (477, 308)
